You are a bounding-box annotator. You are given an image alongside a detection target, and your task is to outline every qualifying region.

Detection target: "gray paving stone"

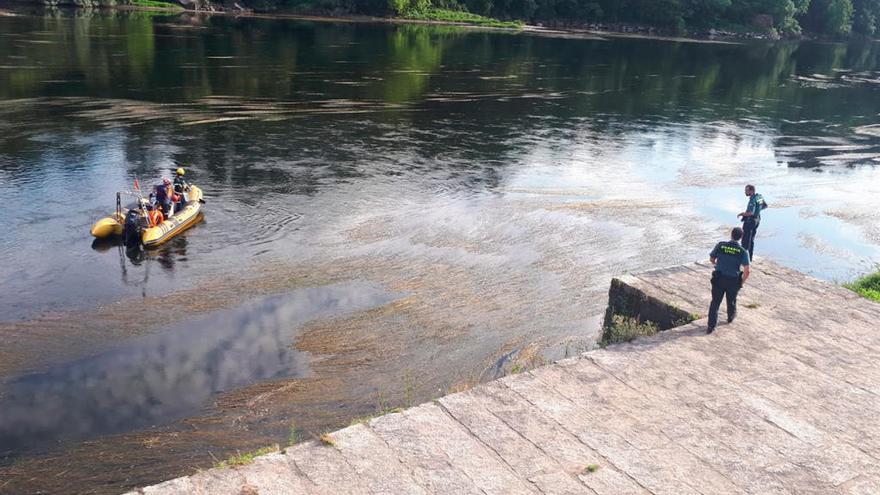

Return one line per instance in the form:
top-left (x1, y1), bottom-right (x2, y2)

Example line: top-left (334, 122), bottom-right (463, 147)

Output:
top-left (237, 452), bottom-right (317, 495)
top-left (332, 423), bottom-right (427, 495)
top-left (286, 440), bottom-right (368, 495)
top-left (372, 403), bottom-right (538, 495)
top-left (439, 388), bottom-right (569, 481)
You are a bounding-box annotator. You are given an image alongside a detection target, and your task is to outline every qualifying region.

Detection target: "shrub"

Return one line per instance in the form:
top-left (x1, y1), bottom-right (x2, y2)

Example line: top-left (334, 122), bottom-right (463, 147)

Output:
top-left (844, 271), bottom-right (880, 302)
top-left (601, 315), bottom-right (658, 346)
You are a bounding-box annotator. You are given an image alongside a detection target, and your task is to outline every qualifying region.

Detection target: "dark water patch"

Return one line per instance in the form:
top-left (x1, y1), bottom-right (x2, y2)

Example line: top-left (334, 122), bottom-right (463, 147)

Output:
top-left (0, 282), bottom-right (394, 461)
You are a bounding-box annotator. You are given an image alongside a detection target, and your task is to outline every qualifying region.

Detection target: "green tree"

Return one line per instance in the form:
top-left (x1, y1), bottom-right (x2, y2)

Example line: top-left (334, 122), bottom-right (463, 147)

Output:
top-left (683, 0), bottom-right (732, 26)
top-left (727, 0), bottom-right (804, 33)
top-left (852, 0), bottom-right (880, 34)
top-left (803, 0), bottom-right (854, 35)
top-left (388, 0), bottom-right (430, 15)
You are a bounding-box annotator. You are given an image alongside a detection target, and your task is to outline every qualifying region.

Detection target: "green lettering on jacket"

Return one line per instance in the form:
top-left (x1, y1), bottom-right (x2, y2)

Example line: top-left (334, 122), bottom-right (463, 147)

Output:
top-left (720, 245), bottom-right (742, 256)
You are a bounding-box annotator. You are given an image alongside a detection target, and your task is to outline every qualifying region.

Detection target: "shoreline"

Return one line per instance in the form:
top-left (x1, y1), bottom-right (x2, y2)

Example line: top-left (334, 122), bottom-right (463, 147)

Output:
top-left (144, 6), bottom-right (779, 42)
top-left (4, 2), bottom-right (784, 42)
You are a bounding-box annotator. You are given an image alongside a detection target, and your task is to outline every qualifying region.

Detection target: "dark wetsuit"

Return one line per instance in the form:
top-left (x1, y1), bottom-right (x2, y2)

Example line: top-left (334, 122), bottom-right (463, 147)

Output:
top-left (155, 185), bottom-right (172, 216)
top-left (173, 176), bottom-right (188, 213)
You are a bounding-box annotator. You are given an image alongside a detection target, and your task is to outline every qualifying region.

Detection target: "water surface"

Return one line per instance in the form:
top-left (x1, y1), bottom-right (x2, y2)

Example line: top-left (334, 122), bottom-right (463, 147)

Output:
top-left (1, 13), bottom-right (880, 323)
top-left (1, 8), bottom-right (880, 494)
top-left (0, 282), bottom-right (392, 459)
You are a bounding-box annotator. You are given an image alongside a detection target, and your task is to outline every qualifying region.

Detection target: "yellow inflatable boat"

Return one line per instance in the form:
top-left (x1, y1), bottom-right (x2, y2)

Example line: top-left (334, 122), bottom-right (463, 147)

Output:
top-left (91, 186), bottom-right (204, 248)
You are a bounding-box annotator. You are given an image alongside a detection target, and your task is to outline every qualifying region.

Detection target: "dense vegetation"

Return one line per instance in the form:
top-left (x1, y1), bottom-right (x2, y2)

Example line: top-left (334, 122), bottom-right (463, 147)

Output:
top-left (240, 0), bottom-right (880, 37)
top-left (845, 271), bottom-right (880, 302)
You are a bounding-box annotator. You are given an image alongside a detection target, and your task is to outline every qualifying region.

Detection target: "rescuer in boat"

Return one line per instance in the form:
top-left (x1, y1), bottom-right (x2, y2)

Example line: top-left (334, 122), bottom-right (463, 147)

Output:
top-left (173, 167), bottom-right (190, 213)
top-left (706, 226), bottom-right (751, 334)
top-left (90, 174), bottom-right (203, 247)
top-left (154, 178), bottom-right (174, 217)
top-left (147, 202), bottom-right (164, 227)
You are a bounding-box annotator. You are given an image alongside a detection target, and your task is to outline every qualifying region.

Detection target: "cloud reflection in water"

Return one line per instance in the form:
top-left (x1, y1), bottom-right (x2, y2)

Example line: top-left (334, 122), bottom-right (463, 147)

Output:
top-left (0, 282), bottom-right (392, 458)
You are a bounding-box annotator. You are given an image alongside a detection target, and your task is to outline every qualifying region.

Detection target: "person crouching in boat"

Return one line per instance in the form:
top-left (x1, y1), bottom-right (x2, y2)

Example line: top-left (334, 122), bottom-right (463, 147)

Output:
top-left (173, 167), bottom-right (190, 212)
top-left (147, 202), bottom-right (164, 227)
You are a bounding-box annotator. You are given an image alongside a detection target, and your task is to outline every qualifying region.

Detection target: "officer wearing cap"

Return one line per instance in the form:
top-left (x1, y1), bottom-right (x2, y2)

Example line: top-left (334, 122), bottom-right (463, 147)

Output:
top-left (707, 226), bottom-right (751, 334)
top-left (737, 184), bottom-right (767, 260)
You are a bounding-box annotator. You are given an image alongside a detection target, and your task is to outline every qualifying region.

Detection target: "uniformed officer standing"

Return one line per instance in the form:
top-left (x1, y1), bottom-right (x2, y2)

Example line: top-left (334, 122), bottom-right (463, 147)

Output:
top-left (737, 184), bottom-right (767, 259)
top-left (707, 227), bottom-right (751, 334)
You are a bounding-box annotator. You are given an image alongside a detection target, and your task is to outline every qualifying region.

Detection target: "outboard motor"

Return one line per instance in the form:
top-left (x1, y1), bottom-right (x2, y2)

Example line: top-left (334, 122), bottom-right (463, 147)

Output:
top-left (123, 208), bottom-right (146, 248)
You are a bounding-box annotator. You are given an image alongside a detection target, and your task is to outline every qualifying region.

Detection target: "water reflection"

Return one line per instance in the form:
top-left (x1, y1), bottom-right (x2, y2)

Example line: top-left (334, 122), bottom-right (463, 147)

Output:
top-left (0, 282), bottom-right (393, 460)
top-left (1, 11), bottom-right (880, 317)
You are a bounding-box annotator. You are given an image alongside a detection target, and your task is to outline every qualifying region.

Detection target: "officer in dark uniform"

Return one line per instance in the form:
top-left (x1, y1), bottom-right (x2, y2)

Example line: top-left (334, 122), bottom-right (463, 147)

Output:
top-left (737, 184), bottom-right (767, 260)
top-left (707, 226), bottom-right (751, 334)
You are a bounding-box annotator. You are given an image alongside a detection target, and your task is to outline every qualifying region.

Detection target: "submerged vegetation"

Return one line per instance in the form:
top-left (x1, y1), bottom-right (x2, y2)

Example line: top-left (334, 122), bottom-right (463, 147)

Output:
top-left (845, 271), bottom-right (880, 302)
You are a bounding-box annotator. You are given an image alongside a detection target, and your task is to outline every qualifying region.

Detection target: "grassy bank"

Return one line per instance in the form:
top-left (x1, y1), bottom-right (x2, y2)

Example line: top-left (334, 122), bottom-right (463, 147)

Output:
top-left (845, 271), bottom-right (880, 302)
top-left (129, 0), bottom-right (184, 10)
top-left (404, 9), bottom-right (522, 29)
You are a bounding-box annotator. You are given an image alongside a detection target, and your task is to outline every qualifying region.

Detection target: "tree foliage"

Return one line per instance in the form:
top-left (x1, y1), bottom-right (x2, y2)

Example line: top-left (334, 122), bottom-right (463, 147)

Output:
top-left (234, 0), bottom-right (880, 37)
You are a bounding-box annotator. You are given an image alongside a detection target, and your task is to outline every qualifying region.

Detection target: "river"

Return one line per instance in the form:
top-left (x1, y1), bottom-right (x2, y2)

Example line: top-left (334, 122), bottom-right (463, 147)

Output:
top-left (1, 7), bottom-right (879, 494)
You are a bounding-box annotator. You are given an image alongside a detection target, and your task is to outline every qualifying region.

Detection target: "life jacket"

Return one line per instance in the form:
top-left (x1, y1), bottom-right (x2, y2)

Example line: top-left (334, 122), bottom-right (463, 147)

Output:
top-left (148, 209), bottom-right (164, 227)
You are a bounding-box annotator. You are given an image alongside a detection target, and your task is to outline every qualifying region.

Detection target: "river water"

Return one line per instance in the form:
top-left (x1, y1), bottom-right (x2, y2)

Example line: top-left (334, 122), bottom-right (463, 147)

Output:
top-left (1, 7), bottom-right (880, 494)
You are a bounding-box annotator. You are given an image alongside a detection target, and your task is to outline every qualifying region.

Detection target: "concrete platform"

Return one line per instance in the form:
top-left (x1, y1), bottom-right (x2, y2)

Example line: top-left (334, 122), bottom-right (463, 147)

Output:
top-left (128, 260), bottom-right (880, 495)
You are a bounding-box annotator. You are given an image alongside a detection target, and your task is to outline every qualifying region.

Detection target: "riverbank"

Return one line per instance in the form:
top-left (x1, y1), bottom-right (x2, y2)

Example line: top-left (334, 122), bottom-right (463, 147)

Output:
top-left (129, 5), bottom-right (799, 41)
top-left (128, 259), bottom-right (880, 495)
top-left (1, 0), bottom-right (782, 41)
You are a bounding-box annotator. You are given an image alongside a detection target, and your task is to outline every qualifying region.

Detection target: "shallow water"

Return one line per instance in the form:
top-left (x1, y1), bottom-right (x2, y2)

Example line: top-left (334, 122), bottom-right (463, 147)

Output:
top-left (0, 282), bottom-right (392, 459)
top-left (1, 8), bottom-right (880, 493)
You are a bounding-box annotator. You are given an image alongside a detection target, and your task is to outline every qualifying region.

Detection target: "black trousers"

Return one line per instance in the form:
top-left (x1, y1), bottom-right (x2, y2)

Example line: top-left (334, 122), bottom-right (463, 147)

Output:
top-left (742, 218), bottom-right (758, 259)
top-left (708, 273), bottom-right (740, 329)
